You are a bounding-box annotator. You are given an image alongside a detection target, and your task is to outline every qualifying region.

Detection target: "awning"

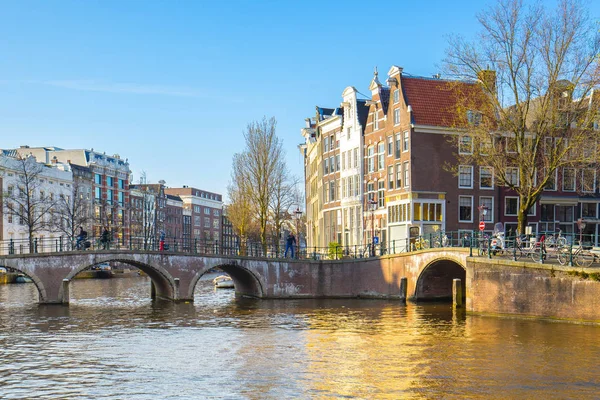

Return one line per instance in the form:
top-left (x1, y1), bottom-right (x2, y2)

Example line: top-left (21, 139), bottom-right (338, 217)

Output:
top-left (539, 196), bottom-right (579, 206)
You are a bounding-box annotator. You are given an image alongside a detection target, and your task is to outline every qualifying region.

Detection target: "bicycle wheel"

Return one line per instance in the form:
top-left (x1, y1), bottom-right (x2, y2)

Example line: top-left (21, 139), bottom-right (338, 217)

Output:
top-left (530, 248), bottom-right (544, 263)
top-left (575, 252), bottom-right (594, 268)
top-left (423, 240), bottom-right (430, 249)
top-left (478, 245), bottom-right (487, 256)
top-left (557, 237), bottom-right (567, 247)
top-left (557, 248), bottom-right (570, 265)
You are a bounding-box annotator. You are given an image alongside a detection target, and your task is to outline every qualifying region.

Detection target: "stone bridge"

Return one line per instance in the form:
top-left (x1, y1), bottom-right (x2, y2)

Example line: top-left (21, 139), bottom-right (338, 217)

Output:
top-left (0, 248), bottom-right (470, 305)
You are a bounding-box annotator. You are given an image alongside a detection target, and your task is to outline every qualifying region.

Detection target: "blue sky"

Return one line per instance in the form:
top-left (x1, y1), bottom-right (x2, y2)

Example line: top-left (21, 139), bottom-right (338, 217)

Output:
top-left (1, 0), bottom-right (599, 201)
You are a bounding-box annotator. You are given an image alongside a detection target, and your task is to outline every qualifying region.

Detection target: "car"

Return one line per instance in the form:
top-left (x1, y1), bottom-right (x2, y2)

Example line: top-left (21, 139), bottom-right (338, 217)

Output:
top-left (92, 263), bottom-right (112, 271)
top-left (0, 267), bottom-right (7, 274)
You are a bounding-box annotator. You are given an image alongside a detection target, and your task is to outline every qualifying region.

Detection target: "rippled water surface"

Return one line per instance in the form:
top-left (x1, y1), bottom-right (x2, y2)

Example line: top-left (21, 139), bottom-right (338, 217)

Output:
top-left (1, 273), bottom-right (599, 399)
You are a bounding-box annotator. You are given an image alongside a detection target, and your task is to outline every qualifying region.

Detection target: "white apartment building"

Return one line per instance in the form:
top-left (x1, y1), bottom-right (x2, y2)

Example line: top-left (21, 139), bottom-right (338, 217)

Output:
top-left (0, 152), bottom-right (73, 253)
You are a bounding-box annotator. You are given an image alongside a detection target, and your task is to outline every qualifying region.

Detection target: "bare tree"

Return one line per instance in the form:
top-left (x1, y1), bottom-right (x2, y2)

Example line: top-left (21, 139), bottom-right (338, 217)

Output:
top-left (444, 0), bottom-right (600, 233)
top-left (50, 179), bottom-right (93, 248)
top-left (227, 156), bottom-right (254, 255)
top-left (2, 155), bottom-right (56, 251)
top-left (269, 167), bottom-right (301, 254)
top-left (231, 117), bottom-right (285, 250)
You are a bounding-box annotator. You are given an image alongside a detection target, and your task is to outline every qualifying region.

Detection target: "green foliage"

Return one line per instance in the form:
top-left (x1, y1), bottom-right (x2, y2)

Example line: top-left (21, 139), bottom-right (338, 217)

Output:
top-left (566, 270), bottom-right (600, 281)
top-left (328, 242), bottom-right (342, 260)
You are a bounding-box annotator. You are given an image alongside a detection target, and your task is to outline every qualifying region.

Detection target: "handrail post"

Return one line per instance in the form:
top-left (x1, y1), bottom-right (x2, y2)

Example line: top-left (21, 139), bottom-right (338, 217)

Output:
top-left (469, 234), bottom-right (473, 257)
top-left (488, 236), bottom-right (491, 259)
top-left (569, 239), bottom-right (574, 267)
top-left (513, 235), bottom-right (517, 261)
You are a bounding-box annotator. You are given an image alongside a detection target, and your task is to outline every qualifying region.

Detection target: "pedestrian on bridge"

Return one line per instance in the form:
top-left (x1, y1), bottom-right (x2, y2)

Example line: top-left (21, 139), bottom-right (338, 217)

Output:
top-left (159, 230), bottom-right (166, 251)
top-left (285, 233), bottom-right (296, 258)
top-left (101, 227), bottom-right (110, 250)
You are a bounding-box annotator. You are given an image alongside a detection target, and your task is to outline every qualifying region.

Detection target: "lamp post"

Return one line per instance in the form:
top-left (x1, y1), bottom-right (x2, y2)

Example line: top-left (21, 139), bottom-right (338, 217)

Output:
top-left (368, 199), bottom-right (377, 256)
top-left (294, 208), bottom-right (303, 259)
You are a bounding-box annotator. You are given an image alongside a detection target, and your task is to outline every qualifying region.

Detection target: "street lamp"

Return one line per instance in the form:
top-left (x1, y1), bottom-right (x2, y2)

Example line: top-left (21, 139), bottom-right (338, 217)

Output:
top-left (368, 199), bottom-right (377, 256)
top-left (294, 208), bottom-right (303, 259)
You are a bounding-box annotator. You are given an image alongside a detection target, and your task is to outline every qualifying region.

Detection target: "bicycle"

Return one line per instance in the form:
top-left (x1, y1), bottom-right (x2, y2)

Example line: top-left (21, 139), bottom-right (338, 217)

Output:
top-left (432, 234), bottom-right (449, 248)
top-left (557, 244), bottom-right (596, 267)
top-left (412, 237), bottom-right (430, 251)
top-left (512, 236), bottom-right (546, 263)
top-left (478, 235), bottom-right (489, 256)
top-left (545, 229), bottom-right (567, 249)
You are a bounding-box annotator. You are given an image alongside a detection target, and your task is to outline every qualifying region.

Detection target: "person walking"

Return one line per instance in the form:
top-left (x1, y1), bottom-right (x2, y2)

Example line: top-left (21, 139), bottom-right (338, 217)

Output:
top-left (285, 233), bottom-right (296, 258)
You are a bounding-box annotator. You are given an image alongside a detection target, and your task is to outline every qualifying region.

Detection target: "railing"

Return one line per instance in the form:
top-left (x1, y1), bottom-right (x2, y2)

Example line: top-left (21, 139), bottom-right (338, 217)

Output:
top-left (0, 231), bottom-right (474, 260)
top-left (469, 231), bottom-right (600, 267)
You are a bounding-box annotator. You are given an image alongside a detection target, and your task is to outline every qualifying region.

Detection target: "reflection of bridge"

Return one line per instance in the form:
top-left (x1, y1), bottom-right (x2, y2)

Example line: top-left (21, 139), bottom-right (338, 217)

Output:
top-left (0, 248), bottom-right (469, 305)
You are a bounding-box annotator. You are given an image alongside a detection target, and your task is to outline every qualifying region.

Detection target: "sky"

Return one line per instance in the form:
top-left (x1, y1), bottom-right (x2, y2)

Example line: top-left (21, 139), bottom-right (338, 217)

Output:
top-left (1, 0), bottom-right (599, 202)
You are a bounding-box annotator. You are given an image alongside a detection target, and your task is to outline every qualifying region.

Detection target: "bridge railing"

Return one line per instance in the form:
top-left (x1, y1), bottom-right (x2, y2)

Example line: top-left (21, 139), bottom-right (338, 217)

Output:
top-left (0, 231), bottom-right (473, 260)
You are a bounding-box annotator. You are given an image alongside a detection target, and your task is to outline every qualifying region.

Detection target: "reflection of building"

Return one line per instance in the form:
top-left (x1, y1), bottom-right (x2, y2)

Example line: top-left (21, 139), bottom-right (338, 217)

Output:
top-left (164, 186), bottom-right (223, 243)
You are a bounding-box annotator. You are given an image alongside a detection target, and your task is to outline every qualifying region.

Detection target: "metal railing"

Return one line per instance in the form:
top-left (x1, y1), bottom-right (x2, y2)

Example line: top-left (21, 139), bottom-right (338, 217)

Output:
top-left (0, 231), bottom-right (474, 260)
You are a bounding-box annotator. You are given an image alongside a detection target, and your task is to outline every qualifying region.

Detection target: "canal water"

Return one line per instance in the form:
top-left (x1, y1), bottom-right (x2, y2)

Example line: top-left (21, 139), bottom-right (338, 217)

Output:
top-left (0, 274), bottom-right (599, 399)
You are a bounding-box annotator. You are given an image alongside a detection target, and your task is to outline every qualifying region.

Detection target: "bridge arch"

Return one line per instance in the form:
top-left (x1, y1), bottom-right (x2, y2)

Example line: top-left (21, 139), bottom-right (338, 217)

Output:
top-left (414, 257), bottom-right (466, 302)
top-left (189, 259), bottom-right (265, 298)
top-left (0, 261), bottom-right (48, 302)
top-left (66, 257), bottom-right (176, 301)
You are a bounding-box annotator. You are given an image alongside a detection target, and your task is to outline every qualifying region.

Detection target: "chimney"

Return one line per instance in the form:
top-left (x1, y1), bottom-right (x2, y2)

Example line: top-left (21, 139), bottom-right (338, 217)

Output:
top-left (477, 70), bottom-right (497, 95)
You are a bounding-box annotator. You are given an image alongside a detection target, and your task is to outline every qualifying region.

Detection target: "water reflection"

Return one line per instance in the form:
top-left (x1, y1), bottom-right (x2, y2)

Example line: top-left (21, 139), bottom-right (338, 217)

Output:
top-left (0, 277), bottom-right (599, 399)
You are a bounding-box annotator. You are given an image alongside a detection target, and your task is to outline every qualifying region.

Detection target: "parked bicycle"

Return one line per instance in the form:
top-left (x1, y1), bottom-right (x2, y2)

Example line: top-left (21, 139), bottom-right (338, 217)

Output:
top-left (412, 237), bottom-right (430, 251)
top-left (557, 243), bottom-right (597, 267)
top-left (512, 235), bottom-right (546, 263)
top-left (545, 229), bottom-right (567, 249)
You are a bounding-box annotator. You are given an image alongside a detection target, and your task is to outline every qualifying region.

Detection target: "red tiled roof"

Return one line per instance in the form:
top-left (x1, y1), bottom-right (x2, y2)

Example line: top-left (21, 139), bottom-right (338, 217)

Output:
top-left (401, 76), bottom-right (481, 127)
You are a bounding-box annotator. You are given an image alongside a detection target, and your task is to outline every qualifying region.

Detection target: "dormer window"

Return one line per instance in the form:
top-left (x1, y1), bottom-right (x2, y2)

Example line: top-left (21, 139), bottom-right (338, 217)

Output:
top-left (467, 110), bottom-right (482, 126)
top-left (373, 111), bottom-right (379, 130)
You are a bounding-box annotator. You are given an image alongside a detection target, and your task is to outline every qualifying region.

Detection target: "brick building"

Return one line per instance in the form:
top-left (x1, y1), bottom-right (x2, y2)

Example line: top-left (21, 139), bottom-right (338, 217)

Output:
top-left (164, 186), bottom-right (223, 245)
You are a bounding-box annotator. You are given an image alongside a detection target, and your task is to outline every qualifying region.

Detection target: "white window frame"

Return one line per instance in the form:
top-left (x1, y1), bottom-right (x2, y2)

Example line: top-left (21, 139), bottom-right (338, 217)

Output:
top-left (394, 109), bottom-right (400, 126)
top-left (393, 89), bottom-right (399, 104)
top-left (373, 111), bottom-right (379, 131)
top-left (505, 196), bottom-right (519, 216)
top-left (458, 195), bottom-right (473, 223)
top-left (459, 135), bottom-right (473, 155)
top-left (403, 161), bottom-right (410, 188)
top-left (582, 168), bottom-right (597, 193)
top-left (479, 166), bottom-right (494, 190)
top-left (479, 196), bottom-right (494, 222)
top-left (543, 168), bottom-right (557, 191)
top-left (505, 167), bottom-right (520, 187)
top-left (403, 131), bottom-right (409, 152)
top-left (458, 165), bottom-right (473, 189)
top-left (562, 168), bottom-right (576, 192)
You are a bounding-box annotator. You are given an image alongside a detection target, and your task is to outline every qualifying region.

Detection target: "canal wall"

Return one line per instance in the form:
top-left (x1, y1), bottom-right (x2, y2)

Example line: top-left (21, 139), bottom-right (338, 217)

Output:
top-left (468, 258), bottom-right (600, 323)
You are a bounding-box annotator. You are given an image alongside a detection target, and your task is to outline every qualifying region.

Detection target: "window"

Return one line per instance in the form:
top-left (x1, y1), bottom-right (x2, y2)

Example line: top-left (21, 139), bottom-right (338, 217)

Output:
top-left (543, 169), bottom-right (556, 191)
top-left (329, 181), bottom-right (336, 202)
top-left (335, 155), bottom-right (340, 172)
top-left (324, 158), bottom-right (329, 175)
top-left (393, 109), bottom-right (400, 125)
top-left (459, 135), bottom-right (473, 154)
top-left (347, 127), bottom-right (351, 140)
top-left (582, 203), bottom-right (597, 218)
top-left (204, 208), bottom-right (210, 215)
top-left (480, 136), bottom-right (492, 155)
top-left (459, 165), bottom-right (473, 188)
top-left (403, 162), bottom-right (410, 188)
top-left (388, 166), bottom-right (394, 190)
top-left (118, 191), bottom-right (124, 206)
top-left (204, 217), bottom-right (210, 228)
top-left (506, 167), bottom-right (520, 187)
top-left (213, 209), bottom-right (220, 217)
top-left (377, 142), bottom-right (385, 170)
top-left (393, 89), bottom-right (399, 104)
top-left (94, 187), bottom-right (101, 200)
top-left (324, 136), bottom-right (329, 153)
top-left (213, 219), bottom-right (220, 229)
top-left (367, 146), bottom-right (375, 173)
top-left (467, 110), bottom-right (482, 125)
top-left (396, 164), bottom-right (402, 189)
top-left (107, 176), bottom-right (114, 187)
top-left (480, 167), bottom-right (493, 189)
top-left (342, 152), bottom-right (346, 171)
top-left (353, 148), bottom-right (358, 168)
top-left (94, 174), bottom-right (102, 185)
top-left (582, 169), bottom-right (596, 193)
top-left (395, 133), bottom-right (401, 158)
top-left (377, 181), bottom-right (385, 208)
top-left (107, 189), bottom-right (113, 205)
top-left (563, 168), bottom-right (576, 191)
top-left (505, 197), bottom-right (518, 216)
top-left (479, 196), bottom-right (493, 222)
top-left (387, 136), bottom-right (393, 156)
top-left (118, 179), bottom-right (125, 189)
top-left (459, 196), bottom-right (473, 222)
top-left (373, 111), bottom-right (379, 130)
top-left (366, 182), bottom-right (375, 203)
top-left (330, 156), bottom-right (335, 172)
top-left (403, 131), bottom-right (409, 152)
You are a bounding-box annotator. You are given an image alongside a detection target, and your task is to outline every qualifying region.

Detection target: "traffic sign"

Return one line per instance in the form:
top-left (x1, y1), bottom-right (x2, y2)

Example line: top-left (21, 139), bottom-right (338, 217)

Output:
top-left (479, 221), bottom-right (485, 231)
top-left (373, 236), bottom-right (379, 244)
